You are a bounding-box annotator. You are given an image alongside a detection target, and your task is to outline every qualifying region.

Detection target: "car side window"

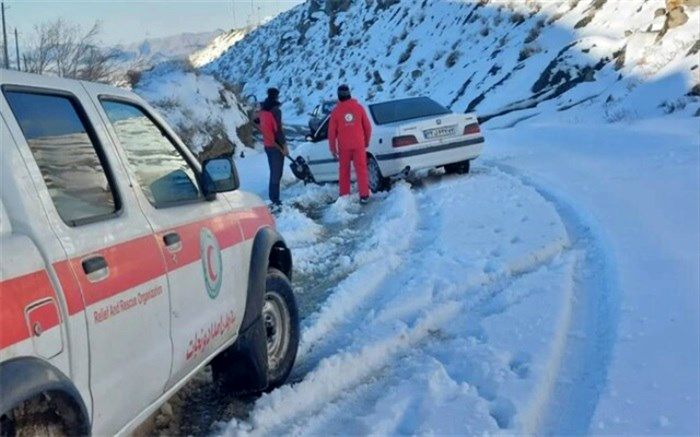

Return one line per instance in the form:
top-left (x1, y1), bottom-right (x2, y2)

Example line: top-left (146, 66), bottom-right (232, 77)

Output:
top-left (100, 99), bottom-right (202, 208)
top-left (3, 90), bottom-right (119, 226)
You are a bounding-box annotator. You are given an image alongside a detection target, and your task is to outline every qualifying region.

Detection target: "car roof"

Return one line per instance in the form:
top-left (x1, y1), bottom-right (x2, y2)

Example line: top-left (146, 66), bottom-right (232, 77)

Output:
top-left (368, 96), bottom-right (430, 107)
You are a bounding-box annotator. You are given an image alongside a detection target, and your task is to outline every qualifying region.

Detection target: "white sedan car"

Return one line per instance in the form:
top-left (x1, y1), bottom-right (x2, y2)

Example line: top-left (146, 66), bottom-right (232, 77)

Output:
top-left (298, 96), bottom-right (485, 192)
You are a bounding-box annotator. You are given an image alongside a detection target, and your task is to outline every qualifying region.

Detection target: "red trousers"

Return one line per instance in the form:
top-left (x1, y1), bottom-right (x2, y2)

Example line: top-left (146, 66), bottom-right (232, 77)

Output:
top-left (338, 147), bottom-right (370, 198)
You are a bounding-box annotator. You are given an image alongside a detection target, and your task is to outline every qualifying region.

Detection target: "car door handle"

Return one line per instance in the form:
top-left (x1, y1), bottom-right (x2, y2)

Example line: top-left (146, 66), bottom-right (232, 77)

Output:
top-left (163, 232), bottom-right (182, 252)
top-left (82, 255), bottom-right (109, 282)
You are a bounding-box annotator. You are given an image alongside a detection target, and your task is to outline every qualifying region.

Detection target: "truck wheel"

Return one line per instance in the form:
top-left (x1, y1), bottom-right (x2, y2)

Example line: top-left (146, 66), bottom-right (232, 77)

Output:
top-left (2, 396), bottom-right (68, 437)
top-left (263, 268), bottom-right (299, 389)
top-left (444, 160), bottom-right (470, 175)
top-left (368, 155), bottom-right (389, 193)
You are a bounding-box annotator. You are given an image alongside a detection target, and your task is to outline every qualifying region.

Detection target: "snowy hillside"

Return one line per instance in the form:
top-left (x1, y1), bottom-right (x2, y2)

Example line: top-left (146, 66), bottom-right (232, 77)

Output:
top-left (205, 0), bottom-right (699, 124)
top-left (190, 27), bottom-right (253, 68)
top-left (133, 62), bottom-right (251, 158)
top-left (113, 30), bottom-right (224, 71)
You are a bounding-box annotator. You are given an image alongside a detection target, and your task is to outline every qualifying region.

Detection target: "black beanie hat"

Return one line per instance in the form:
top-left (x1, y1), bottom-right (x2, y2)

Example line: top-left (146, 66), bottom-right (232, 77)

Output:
top-left (267, 87), bottom-right (280, 100)
top-left (338, 84), bottom-right (351, 101)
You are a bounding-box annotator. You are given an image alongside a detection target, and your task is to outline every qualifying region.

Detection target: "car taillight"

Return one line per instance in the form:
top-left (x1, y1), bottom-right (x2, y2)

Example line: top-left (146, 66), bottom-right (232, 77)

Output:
top-left (392, 135), bottom-right (419, 148)
top-left (464, 123), bottom-right (481, 135)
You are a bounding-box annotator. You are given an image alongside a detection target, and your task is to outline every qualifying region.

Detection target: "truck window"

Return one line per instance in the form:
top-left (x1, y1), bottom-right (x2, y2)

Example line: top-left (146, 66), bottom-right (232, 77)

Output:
top-left (100, 100), bottom-right (202, 208)
top-left (3, 90), bottom-right (119, 226)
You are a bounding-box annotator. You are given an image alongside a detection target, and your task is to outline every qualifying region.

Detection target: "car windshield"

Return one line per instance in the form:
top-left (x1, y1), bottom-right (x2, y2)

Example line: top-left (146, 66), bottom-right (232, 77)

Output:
top-left (322, 102), bottom-right (335, 113)
top-left (369, 97), bottom-right (450, 125)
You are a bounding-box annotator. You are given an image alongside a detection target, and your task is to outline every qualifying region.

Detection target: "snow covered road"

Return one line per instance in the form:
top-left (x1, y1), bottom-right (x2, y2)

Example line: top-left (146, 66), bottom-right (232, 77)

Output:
top-left (198, 115), bottom-right (698, 436)
top-left (219, 152), bottom-right (603, 435)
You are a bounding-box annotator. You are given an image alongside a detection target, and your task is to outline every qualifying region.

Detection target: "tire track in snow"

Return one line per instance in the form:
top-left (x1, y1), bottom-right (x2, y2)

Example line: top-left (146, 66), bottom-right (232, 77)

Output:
top-left (294, 184), bottom-right (420, 372)
top-left (488, 162), bottom-right (620, 434)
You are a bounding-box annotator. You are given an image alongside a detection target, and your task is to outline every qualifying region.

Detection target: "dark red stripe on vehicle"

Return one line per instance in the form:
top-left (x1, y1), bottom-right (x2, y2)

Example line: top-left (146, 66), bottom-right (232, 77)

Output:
top-left (1, 206), bottom-right (274, 350)
top-left (0, 270), bottom-right (60, 349)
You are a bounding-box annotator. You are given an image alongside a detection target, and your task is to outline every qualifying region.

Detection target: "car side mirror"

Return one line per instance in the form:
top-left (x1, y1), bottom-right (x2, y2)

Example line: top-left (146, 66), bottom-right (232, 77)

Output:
top-left (201, 156), bottom-right (239, 199)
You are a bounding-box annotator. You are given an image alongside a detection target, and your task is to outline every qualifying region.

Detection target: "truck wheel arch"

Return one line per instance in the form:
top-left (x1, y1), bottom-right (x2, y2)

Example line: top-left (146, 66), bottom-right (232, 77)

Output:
top-left (210, 226), bottom-right (292, 393)
top-left (0, 356), bottom-right (90, 435)
top-left (241, 226), bottom-right (292, 331)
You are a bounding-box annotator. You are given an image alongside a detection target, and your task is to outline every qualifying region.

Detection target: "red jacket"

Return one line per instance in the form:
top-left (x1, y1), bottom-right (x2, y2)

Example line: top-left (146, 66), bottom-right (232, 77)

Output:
top-left (259, 110), bottom-right (278, 148)
top-left (328, 98), bottom-right (372, 154)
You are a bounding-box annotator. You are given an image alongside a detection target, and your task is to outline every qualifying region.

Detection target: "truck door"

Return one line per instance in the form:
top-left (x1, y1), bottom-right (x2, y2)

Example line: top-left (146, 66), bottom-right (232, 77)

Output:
top-left (95, 97), bottom-right (246, 386)
top-left (1, 84), bottom-right (172, 434)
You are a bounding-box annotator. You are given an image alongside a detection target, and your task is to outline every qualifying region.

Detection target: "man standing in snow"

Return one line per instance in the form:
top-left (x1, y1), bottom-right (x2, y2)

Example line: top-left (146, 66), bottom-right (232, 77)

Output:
top-left (258, 87), bottom-right (288, 207)
top-left (328, 84), bottom-right (372, 203)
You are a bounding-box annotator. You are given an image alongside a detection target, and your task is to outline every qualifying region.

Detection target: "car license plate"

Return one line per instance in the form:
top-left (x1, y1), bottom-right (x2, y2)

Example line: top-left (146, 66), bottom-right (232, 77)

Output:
top-left (424, 125), bottom-right (456, 140)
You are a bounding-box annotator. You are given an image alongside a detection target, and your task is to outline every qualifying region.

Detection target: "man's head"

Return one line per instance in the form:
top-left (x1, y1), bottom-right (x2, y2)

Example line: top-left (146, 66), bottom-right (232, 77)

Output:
top-left (267, 87), bottom-right (280, 101)
top-left (338, 84), bottom-right (351, 101)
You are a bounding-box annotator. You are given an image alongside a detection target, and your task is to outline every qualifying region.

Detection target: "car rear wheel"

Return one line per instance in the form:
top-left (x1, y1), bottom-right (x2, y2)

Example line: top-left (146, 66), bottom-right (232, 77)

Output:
top-left (444, 160), bottom-right (470, 175)
top-left (368, 155), bottom-right (389, 193)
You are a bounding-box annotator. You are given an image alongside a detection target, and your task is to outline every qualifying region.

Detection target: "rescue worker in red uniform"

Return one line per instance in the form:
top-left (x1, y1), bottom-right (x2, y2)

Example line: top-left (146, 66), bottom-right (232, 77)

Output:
top-left (257, 88), bottom-right (288, 207)
top-left (328, 85), bottom-right (372, 202)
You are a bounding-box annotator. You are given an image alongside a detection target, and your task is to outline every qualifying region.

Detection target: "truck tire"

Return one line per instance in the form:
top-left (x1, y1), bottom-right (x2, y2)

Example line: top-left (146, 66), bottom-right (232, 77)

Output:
top-left (2, 396), bottom-right (68, 437)
top-left (368, 155), bottom-right (389, 193)
top-left (263, 268), bottom-right (299, 389)
top-left (444, 160), bottom-right (470, 175)
top-left (211, 268), bottom-right (298, 393)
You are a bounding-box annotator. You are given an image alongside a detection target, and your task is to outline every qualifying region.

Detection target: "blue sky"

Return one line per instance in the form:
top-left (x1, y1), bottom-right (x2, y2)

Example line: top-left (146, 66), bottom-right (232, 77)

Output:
top-left (3, 0), bottom-right (304, 46)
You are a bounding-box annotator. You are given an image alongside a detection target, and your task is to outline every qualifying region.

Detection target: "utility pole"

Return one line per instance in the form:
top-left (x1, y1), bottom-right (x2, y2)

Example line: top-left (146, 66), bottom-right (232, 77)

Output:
top-left (14, 27), bottom-right (19, 70)
top-left (1, 1), bottom-right (10, 69)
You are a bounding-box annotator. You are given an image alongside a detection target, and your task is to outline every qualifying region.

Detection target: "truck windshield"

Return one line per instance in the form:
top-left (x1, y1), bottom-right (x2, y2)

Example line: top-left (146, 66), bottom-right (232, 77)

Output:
top-left (369, 97), bottom-right (450, 125)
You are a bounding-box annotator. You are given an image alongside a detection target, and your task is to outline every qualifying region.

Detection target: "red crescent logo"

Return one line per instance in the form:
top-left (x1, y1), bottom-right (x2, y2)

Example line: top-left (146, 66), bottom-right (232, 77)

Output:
top-left (207, 246), bottom-right (218, 281)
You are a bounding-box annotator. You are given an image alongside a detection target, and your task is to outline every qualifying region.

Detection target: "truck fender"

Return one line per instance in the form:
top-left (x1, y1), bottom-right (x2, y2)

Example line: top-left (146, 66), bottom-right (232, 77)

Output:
top-left (0, 356), bottom-right (90, 435)
top-left (241, 226), bottom-right (292, 332)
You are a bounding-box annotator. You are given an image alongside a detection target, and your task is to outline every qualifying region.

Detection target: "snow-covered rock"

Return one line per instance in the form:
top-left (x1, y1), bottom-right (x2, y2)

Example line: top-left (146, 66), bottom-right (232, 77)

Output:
top-left (189, 27), bottom-right (253, 68)
top-left (133, 62), bottom-right (250, 157)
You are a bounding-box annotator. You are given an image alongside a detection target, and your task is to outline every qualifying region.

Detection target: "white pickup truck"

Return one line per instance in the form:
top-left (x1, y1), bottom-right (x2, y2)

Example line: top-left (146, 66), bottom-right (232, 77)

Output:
top-left (0, 69), bottom-right (299, 435)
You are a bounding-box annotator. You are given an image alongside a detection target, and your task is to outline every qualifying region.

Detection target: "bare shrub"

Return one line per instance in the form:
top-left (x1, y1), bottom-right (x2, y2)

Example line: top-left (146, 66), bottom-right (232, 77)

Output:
top-left (23, 19), bottom-right (118, 82)
top-left (524, 22), bottom-right (543, 44)
top-left (398, 41), bottom-right (417, 64)
top-left (446, 50), bottom-right (461, 68)
top-left (518, 44), bottom-right (541, 61)
top-left (510, 13), bottom-right (526, 25)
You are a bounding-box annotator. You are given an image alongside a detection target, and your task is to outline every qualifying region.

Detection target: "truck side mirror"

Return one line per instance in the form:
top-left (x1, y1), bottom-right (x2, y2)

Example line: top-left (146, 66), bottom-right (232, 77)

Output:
top-left (201, 156), bottom-right (239, 199)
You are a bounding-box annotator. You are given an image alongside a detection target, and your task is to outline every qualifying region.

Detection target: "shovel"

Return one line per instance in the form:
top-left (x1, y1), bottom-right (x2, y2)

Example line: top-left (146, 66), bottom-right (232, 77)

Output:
top-left (276, 143), bottom-right (315, 184)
